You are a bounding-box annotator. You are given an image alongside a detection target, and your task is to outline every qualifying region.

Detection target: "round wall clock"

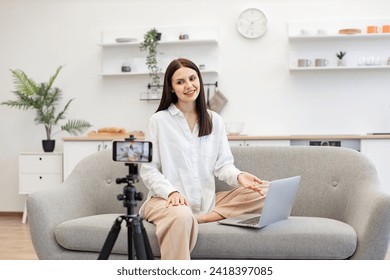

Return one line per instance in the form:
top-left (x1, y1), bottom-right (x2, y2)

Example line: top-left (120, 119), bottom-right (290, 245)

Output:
top-left (237, 8), bottom-right (268, 39)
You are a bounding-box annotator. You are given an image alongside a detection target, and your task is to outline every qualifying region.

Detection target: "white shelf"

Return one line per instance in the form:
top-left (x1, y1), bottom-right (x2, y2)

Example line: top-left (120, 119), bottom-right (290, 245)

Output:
top-left (101, 71), bottom-right (151, 76)
top-left (290, 65), bottom-right (390, 72)
top-left (287, 19), bottom-right (390, 73)
top-left (99, 26), bottom-right (220, 78)
top-left (101, 69), bottom-right (218, 76)
top-left (99, 38), bottom-right (218, 47)
top-left (289, 33), bottom-right (390, 41)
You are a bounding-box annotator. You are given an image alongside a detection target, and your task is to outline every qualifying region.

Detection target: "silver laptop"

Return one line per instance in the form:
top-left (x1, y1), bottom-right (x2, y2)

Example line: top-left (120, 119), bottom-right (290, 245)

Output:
top-left (218, 176), bottom-right (301, 229)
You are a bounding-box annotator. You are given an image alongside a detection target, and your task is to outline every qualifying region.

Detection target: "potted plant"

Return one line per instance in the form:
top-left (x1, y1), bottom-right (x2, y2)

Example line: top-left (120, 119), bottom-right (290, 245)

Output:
top-left (336, 51), bottom-right (347, 66)
top-left (139, 28), bottom-right (161, 85)
top-left (1, 66), bottom-right (92, 152)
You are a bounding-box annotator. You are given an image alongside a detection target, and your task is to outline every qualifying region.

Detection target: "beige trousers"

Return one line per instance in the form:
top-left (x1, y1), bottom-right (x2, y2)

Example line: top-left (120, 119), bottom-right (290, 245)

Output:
top-left (144, 186), bottom-right (267, 260)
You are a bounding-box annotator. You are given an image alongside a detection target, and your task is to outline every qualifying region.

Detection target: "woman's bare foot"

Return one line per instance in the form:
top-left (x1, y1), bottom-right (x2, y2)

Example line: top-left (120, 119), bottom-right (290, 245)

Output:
top-left (196, 211), bottom-right (224, 224)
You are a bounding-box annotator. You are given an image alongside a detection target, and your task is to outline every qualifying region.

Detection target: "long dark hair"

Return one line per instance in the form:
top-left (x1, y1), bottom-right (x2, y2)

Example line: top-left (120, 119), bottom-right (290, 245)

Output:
top-left (156, 58), bottom-right (212, 137)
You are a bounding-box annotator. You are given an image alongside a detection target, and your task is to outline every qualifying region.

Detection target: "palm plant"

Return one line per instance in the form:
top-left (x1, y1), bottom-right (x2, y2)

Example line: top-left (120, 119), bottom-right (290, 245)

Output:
top-left (1, 66), bottom-right (92, 140)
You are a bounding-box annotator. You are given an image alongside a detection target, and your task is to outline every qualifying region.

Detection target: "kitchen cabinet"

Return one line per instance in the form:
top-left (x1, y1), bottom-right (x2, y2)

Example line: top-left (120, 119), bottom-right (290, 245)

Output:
top-left (63, 140), bottom-right (112, 180)
top-left (361, 139), bottom-right (390, 195)
top-left (99, 25), bottom-right (219, 77)
top-left (19, 152), bottom-right (63, 223)
top-left (229, 140), bottom-right (290, 147)
top-left (288, 19), bottom-right (390, 71)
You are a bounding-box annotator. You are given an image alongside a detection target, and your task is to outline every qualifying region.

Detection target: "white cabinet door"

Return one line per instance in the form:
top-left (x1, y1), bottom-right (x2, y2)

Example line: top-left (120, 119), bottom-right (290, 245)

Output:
top-left (229, 140), bottom-right (290, 147)
top-left (229, 140), bottom-right (245, 147)
top-left (244, 140), bottom-right (290, 146)
top-left (361, 139), bottom-right (390, 194)
top-left (63, 141), bottom-right (112, 180)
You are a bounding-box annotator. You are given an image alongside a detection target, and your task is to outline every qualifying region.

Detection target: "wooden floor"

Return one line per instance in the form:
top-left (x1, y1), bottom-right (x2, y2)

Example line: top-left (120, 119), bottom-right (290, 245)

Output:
top-left (0, 213), bottom-right (38, 260)
top-left (0, 213), bottom-right (389, 260)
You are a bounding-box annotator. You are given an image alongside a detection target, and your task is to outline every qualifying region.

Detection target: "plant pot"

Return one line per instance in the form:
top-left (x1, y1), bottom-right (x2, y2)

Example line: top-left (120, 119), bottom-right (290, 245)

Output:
top-left (42, 140), bottom-right (55, 152)
top-left (155, 32), bottom-right (162, 41)
top-left (337, 59), bottom-right (346, 66)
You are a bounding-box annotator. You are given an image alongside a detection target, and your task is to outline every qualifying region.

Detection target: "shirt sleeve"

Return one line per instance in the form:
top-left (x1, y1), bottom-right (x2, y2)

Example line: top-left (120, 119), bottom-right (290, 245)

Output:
top-left (139, 115), bottom-right (178, 199)
top-left (212, 113), bottom-right (242, 187)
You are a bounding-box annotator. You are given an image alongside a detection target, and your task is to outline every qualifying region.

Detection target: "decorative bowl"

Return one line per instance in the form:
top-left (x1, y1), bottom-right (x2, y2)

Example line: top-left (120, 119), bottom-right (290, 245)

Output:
top-left (225, 122), bottom-right (245, 135)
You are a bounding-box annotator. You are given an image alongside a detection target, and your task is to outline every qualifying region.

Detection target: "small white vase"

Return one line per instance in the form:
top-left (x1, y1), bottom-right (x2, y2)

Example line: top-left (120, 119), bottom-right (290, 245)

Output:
top-left (337, 59), bottom-right (346, 66)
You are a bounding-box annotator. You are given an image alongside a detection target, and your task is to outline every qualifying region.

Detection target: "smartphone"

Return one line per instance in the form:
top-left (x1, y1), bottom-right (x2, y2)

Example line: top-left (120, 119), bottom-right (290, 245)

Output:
top-left (112, 140), bottom-right (152, 163)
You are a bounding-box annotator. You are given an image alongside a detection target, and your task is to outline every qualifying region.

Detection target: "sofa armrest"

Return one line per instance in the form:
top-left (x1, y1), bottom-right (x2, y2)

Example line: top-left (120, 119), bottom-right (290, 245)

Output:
top-left (346, 184), bottom-right (390, 259)
top-left (27, 177), bottom-right (97, 259)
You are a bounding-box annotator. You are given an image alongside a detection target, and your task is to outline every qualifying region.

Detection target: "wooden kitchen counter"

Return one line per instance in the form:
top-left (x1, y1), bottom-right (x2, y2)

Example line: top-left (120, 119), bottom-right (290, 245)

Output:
top-left (228, 134), bottom-right (390, 140)
top-left (63, 131), bottom-right (145, 141)
top-left (62, 136), bottom-right (134, 141)
top-left (63, 134), bottom-right (390, 141)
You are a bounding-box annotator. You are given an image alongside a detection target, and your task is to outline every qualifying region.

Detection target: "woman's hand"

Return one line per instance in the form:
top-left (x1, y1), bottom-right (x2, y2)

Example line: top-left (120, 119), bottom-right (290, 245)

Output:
top-left (237, 172), bottom-right (269, 195)
top-left (166, 191), bottom-right (190, 208)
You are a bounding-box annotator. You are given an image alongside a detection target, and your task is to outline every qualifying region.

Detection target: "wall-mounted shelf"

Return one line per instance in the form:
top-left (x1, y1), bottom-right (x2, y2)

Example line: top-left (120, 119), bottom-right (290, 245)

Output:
top-left (290, 65), bottom-right (390, 72)
top-left (101, 69), bottom-right (218, 77)
top-left (99, 26), bottom-right (219, 78)
top-left (98, 38), bottom-right (218, 47)
top-left (289, 33), bottom-right (390, 41)
top-left (140, 96), bottom-right (162, 101)
top-left (288, 19), bottom-right (390, 71)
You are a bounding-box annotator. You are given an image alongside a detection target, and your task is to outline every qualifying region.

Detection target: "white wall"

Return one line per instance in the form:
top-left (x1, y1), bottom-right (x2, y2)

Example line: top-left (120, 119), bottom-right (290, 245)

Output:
top-left (1, 0), bottom-right (390, 211)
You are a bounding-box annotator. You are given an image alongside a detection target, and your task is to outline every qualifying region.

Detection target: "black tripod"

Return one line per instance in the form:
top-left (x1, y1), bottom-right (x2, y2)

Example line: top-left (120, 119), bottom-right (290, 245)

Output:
top-left (98, 163), bottom-right (154, 260)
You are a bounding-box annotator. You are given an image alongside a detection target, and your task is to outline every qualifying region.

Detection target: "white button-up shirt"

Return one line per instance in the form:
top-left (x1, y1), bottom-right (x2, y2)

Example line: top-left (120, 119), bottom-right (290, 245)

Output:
top-left (139, 104), bottom-right (241, 215)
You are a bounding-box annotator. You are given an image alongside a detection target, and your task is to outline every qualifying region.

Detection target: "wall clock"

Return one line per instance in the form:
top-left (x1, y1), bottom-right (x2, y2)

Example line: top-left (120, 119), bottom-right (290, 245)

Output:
top-left (237, 8), bottom-right (268, 39)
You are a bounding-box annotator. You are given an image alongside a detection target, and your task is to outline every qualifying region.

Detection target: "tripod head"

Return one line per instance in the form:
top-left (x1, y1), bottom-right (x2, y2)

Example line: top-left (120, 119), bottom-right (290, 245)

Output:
top-left (116, 163), bottom-right (144, 216)
top-left (116, 162), bottom-right (139, 184)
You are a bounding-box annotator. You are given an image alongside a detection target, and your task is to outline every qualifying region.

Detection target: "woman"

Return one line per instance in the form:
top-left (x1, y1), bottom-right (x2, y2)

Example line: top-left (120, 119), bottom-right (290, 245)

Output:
top-left (139, 58), bottom-right (268, 260)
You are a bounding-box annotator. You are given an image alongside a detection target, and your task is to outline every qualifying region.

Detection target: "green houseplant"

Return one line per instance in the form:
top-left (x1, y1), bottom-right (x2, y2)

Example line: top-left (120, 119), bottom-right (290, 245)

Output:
top-left (1, 66), bottom-right (92, 152)
top-left (139, 28), bottom-right (161, 85)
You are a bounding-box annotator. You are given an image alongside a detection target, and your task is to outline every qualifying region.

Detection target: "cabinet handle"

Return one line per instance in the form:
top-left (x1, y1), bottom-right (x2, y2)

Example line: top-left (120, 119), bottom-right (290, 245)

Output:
top-left (104, 144), bottom-right (107, 149)
top-left (39, 157), bottom-right (42, 160)
top-left (98, 144), bottom-right (101, 151)
top-left (39, 176), bottom-right (42, 179)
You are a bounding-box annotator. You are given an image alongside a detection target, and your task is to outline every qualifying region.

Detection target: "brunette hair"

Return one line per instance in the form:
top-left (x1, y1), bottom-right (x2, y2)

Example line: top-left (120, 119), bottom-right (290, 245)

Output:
top-left (156, 58), bottom-right (212, 137)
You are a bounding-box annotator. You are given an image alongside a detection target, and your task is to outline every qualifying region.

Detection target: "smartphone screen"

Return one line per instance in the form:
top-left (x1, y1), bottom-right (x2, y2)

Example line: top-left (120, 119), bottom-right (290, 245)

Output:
top-left (112, 140), bottom-right (152, 163)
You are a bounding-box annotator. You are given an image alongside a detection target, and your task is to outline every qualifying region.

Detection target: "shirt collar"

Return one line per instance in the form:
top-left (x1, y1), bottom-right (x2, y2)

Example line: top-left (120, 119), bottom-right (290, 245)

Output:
top-left (168, 103), bottom-right (180, 115)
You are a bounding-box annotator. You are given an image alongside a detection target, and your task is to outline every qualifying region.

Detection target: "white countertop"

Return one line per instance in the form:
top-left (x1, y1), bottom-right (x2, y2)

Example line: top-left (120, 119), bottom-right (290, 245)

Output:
top-left (63, 134), bottom-right (390, 141)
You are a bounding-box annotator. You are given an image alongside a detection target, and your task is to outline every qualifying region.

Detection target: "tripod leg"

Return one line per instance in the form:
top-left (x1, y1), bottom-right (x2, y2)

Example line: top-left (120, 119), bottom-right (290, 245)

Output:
top-left (140, 220), bottom-right (154, 260)
top-left (132, 218), bottom-right (147, 260)
top-left (127, 218), bottom-right (134, 260)
top-left (98, 217), bottom-right (122, 260)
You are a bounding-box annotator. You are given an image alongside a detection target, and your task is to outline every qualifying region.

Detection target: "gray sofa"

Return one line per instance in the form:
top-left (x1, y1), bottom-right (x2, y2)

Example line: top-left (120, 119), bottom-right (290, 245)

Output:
top-left (27, 146), bottom-right (390, 259)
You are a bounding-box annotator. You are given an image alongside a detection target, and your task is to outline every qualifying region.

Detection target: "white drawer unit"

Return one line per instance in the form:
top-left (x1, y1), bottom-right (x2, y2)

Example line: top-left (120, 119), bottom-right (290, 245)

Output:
top-left (19, 153), bottom-right (63, 194)
top-left (19, 152), bottom-right (63, 223)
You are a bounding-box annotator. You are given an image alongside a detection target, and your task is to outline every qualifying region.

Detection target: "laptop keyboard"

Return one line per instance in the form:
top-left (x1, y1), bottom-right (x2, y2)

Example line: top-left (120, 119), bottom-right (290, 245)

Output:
top-left (238, 216), bottom-right (261, 225)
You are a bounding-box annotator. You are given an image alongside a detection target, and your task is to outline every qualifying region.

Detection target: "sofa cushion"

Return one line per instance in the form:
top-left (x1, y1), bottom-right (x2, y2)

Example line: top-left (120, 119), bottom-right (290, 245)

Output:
top-left (55, 214), bottom-right (160, 257)
top-left (194, 217), bottom-right (357, 259)
top-left (55, 214), bottom-right (357, 259)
